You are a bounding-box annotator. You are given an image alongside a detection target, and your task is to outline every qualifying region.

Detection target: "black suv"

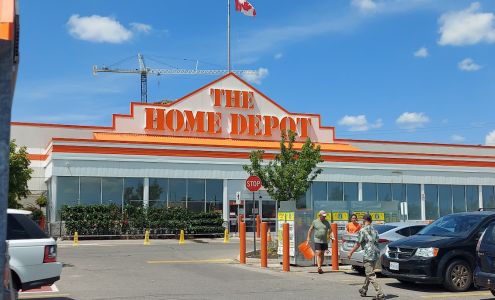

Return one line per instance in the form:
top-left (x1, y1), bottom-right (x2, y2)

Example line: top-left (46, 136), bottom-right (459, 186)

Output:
top-left (474, 220), bottom-right (495, 296)
top-left (381, 211), bottom-right (495, 292)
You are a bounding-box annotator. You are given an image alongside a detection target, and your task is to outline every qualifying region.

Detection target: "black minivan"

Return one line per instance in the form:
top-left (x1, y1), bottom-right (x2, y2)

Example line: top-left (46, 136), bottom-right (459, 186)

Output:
top-left (382, 211), bottom-right (495, 292)
top-left (474, 220), bottom-right (495, 296)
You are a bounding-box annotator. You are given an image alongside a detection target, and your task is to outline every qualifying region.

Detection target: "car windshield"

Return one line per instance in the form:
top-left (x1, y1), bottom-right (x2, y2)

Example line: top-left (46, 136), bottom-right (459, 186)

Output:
top-left (418, 214), bottom-right (486, 237)
top-left (374, 225), bottom-right (397, 234)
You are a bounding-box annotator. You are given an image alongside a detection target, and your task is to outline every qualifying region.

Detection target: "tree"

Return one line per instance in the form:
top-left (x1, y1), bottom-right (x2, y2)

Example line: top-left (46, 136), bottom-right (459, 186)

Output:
top-left (9, 140), bottom-right (33, 208)
top-left (243, 131), bottom-right (323, 202)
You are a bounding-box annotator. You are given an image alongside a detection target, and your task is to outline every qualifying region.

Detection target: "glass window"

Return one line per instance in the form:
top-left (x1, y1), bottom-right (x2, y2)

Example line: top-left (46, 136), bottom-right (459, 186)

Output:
top-left (396, 227), bottom-right (411, 237)
top-left (80, 177), bottom-right (101, 205)
top-left (262, 201), bottom-right (276, 219)
top-left (124, 178), bottom-right (143, 207)
top-left (482, 224), bottom-right (495, 245)
top-left (206, 179), bottom-right (223, 213)
top-left (169, 179), bottom-right (186, 208)
top-left (425, 184), bottom-right (439, 220)
top-left (102, 177), bottom-right (123, 206)
top-left (328, 182), bottom-right (343, 201)
top-left (452, 185), bottom-right (466, 213)
top-left (7, 214), bottom-right (48, 240)
top-left (378, 183), bottom-right (392, 201)
top-left (149, 178), bottom-right (167, 208)
top-left (57, 177), bottom-right (79, 212)
top-left (344, 182), bottom-right (358, 201)
top-left (466, 185), bottom-right (479, 212)
top-left (374, 225), bottom-right (397, 234)
top-left (392, 184), bottom-right (406, 202)
top-left (439, 185), bottom-right (453, 217)
top-left (418, 214), bottom-right (486, 237)
top-left (406, 184), bottom-right (421, 220)
top-left (483, 186), bottom-right (495, 209)
top-left (362, 183), bottom-right (377, 201)
top-left (188, 179), bottom-right (205, 213)
top-left (312, 182), bottom-right (327, 202)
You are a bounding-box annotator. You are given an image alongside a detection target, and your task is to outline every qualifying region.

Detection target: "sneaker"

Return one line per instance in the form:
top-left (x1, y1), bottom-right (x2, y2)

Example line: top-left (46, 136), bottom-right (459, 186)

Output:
top-left (359, 288), bottom-right (367, 297)
top-left (375, 294), bottom-right (385, 300)
top-left (317, 267), bottom-right (323, 274)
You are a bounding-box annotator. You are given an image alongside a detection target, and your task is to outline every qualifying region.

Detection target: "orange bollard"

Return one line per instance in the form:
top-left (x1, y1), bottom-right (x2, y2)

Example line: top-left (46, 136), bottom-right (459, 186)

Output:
top-left (240, 222), bottom-right (246, 264)
top-left (331, 223), bottom-right (339, 271)
top-left (261, 222), bottom-right (268, 268)
top-left (256, 215), bottom-right (261, 238)
top-left (283, 223), bottom-right (290, 272)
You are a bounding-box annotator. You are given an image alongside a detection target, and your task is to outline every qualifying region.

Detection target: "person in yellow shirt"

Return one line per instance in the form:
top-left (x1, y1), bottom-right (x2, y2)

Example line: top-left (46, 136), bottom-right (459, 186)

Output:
top-left (346, 213), bottom-right (362, 234)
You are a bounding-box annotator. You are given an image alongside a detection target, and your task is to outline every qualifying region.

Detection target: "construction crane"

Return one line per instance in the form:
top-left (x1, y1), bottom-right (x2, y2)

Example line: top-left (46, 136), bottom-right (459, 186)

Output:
top-left (93, 53), bottom-right (257, 103)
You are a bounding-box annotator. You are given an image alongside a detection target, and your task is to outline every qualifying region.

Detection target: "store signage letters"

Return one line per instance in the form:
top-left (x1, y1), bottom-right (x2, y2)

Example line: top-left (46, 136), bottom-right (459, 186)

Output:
top-left (144, 88), bottom-right (313, 138)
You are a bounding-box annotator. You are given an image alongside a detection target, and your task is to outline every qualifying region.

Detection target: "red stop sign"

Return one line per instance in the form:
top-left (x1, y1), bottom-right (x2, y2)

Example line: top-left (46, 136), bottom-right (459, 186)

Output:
top-left (245, 175), bottom-right (262, 192)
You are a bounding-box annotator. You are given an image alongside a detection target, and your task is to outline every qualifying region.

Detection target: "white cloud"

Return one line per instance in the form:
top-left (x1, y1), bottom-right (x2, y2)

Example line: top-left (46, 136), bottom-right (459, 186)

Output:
top-left (130, 22), bottom-right (152, 34)
top-left (338, 115), bottom-right (383, 131)
top-left (351, 0), bottom-right (377, 13)
top-left (438, 2), bottom-right (495, 46)
top-left (396, 112), bottom-right (430, 129)
top-left (67, 14), bottom-right (133, 43)
top-left (486, 130), bottom-right (495, 145)
top-left (451, 134), bottom-right (466, 142)
top-left (242, 68), bottom-right (269, 84)
top-left (458, 58), bottom-right (482, 72)
top-left (274, 53), bottom-right (283, 60)
top-left (413, 47), bottom-right (429, 58)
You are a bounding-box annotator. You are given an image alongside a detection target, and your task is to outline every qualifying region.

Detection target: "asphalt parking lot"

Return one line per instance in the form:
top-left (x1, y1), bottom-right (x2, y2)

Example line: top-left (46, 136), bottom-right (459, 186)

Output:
top-left (18, 238), bottom-right (495, 300)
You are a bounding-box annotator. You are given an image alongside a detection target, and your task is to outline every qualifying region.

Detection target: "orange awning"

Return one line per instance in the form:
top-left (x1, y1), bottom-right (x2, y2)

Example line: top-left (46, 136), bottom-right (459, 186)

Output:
top-left (93, 132), bottom-right (361, 152)
top-left (0, 0), bottom-right (15, 41)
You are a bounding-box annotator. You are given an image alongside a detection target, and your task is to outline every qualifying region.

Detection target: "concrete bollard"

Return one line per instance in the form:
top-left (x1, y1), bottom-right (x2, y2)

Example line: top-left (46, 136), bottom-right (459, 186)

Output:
top-left (223, 228), bottom-right (229, 243)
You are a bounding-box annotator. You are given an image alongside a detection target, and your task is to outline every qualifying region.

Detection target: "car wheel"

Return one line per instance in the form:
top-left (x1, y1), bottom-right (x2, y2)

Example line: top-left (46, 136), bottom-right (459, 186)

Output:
top-left (443, 259), bottom-right (472, 292)
top-left (353, 266), bottom-right (365, 274)
top-left (491, 289), bottom-right (495, 296)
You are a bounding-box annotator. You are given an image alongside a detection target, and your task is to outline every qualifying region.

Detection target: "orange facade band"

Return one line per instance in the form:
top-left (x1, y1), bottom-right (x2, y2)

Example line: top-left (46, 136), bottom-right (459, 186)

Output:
top-left (49, 145), bottom-right (495, 168)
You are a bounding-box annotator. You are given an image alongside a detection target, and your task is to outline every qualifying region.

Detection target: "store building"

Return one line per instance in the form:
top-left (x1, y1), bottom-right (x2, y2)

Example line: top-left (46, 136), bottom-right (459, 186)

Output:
top-left (11, 73), bottom-right (495, 226)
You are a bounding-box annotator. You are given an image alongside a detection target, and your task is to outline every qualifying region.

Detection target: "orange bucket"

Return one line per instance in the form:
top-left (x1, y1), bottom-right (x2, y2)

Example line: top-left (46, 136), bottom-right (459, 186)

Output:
top-left (298, 242), bottom-right (315, 260)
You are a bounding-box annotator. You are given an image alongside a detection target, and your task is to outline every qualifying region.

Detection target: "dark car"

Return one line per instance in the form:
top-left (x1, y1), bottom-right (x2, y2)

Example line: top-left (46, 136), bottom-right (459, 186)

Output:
top-left (381, 211), bottom-right (495, 292)
top-left (474, 221), bottom-right (495, 296)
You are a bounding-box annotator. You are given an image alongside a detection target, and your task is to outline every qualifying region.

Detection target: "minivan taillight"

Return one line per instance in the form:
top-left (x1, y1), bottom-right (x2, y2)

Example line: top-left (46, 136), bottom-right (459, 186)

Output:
top-left (43, 245), bottom-right (57, 263)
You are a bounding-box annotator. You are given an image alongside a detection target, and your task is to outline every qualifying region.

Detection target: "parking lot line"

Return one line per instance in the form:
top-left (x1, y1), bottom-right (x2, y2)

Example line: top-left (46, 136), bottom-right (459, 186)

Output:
top-left (420, 291), bottom-right (491, 298)
top-left (147, 258), bottom-right (233, 264)
top-left (19, 293), bottom-right (71, 299)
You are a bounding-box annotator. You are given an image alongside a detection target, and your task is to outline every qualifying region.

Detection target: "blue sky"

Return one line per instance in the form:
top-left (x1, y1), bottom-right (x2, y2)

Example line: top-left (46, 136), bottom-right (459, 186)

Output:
top-left (12, 0), bottom-right (495, 145)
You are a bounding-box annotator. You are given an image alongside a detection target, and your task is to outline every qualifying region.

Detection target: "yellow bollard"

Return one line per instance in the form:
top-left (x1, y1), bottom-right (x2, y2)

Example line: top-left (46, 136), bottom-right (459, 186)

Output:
top-left (73, 231), bottom-right (79, 247)
top-left (223, 229), bottom-right (229, 243)
top-left (179, 229), bottom-right (185, 245)
top-left (144, 229), bottom-right (151, 246)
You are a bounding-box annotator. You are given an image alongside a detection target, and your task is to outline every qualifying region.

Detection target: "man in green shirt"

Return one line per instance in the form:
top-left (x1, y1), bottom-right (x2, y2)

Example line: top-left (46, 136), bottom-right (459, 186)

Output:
top-left (306, 210), bottom-right (331, 274)
top-left (348, 213), bottom-right (384, 300)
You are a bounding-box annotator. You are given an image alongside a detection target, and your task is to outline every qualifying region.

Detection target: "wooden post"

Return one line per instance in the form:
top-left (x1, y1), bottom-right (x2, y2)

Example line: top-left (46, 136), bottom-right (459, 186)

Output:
top-left (240, 222), bottom-right (246, 264)
top-left (331, 223), bottom-right (339, 271)
top-left (261, 222), bottom-right (268, 268)
top-left (283, 223), bottom-right (290, 272)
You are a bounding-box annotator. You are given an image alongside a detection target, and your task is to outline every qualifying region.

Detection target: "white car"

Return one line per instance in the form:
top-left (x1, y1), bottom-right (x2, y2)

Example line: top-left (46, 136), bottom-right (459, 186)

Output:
top-left (7, 209), bottom-right (62, 293)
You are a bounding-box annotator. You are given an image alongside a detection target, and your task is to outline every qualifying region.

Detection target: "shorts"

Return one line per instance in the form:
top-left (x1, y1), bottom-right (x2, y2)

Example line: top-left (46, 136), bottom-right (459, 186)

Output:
top-left (314, 243), bottom-right (328, 251)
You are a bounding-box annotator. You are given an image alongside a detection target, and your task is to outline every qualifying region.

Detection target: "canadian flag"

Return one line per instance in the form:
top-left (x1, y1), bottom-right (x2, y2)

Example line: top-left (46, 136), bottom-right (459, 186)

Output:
top-left (235, 0), bottom-right (256, 17)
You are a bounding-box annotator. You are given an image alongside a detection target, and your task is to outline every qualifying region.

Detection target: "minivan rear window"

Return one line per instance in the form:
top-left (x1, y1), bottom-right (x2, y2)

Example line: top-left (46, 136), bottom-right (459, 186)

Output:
top-left (7, 213), bottom-right (48, 240)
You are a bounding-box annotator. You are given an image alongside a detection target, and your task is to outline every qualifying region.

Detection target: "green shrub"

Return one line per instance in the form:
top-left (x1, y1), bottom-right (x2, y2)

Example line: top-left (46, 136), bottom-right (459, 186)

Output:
top-left (61, 204), bottom-right (224, 236)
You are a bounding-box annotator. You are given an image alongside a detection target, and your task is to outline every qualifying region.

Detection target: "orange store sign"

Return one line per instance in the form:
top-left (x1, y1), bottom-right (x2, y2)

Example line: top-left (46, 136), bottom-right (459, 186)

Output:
top-left (144, 88), bottom-right (313, 139)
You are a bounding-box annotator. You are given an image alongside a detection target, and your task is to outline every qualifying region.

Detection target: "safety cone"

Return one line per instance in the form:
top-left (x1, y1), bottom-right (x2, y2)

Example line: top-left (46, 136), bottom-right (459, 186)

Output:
top-left (144, 229), bottom-right (151, 245)
top-left (267, 227), bottom-right (272, 242)
top-left (223, 229), bottom-right (229, 243)
top-left (179, 229), bottom-right (185, 245)
top-left (73, 231), bottom-right (79, 247)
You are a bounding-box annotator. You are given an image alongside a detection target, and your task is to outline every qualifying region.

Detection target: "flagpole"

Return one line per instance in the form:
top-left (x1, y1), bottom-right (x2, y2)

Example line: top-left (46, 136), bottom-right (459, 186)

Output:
top-left (227, 0), bottom-right (231, 72)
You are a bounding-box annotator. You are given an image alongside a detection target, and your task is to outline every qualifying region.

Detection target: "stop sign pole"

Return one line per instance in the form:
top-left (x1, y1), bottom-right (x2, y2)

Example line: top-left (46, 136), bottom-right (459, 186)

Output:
top-left (246, 176), bottom-right (262, 254)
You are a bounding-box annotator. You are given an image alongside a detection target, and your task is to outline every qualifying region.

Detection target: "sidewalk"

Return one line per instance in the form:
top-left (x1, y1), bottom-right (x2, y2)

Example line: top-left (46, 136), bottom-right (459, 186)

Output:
top-left (237, 256), bottom-right (353, 274)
